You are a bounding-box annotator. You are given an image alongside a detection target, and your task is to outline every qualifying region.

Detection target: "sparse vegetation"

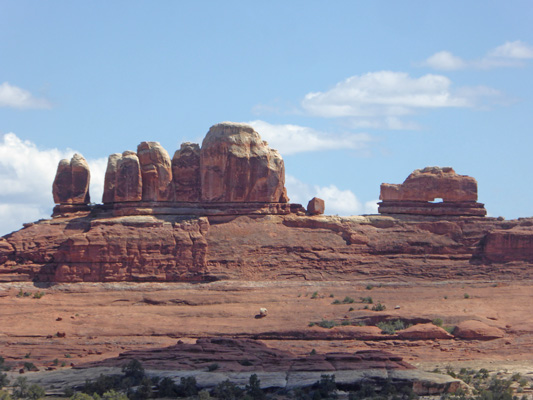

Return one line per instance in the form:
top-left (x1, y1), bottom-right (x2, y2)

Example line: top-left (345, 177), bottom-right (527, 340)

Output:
top-left (360, 296), bottom-right (373, 304)
top-left (377, 319), bottom-right (408, 334)
top-left (432, 318), bottom-right (443, 327)
top-left (464, 293), bottom-right (470, 299)
top-left (371, 302), bottom-right (386, 311)
top-left (366, 285), bottom-right (373, 290)
top-left (317, 319), bottom-right (339, 329)
top-left (311, 291), bottom-right (319, 299)
top-left (332, 296), bottom-right (355, 305)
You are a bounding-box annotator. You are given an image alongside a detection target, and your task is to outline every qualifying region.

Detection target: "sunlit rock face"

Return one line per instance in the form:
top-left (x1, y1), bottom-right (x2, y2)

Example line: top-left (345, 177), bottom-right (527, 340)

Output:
top-left (137, 141), bottom-right (173, 202)
top-left (378, 167), bottom-right (486, 217)
top-left (200, 122), bottom-right (287, 203)
top-left (172, 142), bottom-right (201, 202)
top-left (52, 154), bottom-right (90, 205)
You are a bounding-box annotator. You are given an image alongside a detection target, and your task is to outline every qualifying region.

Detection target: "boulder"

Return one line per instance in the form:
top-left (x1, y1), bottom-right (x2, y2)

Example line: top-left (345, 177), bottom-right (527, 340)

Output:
top-left (52, 154), bottom-right (90, 205)
top-left (307, 197), bottom-right (325, 215)
top-left (114, 151), bottom-right (143, 202)
top-left (397, 323), bottom-right (453, 340)
top-left (172, 142), bottom-right (201, 202)
top-left (200, 122), bottom-right (287, 203)
top-left (137, 142), bottom-right (173, 202)
top-left (453, 320), bottom-right (504, 340)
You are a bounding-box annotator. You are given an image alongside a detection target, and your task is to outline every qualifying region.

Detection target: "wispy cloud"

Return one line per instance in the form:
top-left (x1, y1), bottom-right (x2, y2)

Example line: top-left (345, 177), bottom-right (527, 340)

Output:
top-left (423, 40), bottom-right (533, 71)
top-left (0, 82), bottom-right (52, 109)
top-left (0, 133), bottom-right (105, 235)
top-left (247, 120), bottom-right (371, 155)
top-left (300, 71), bottom-right (499, 129)
top-left (285, 174), bottom-right (377, 216)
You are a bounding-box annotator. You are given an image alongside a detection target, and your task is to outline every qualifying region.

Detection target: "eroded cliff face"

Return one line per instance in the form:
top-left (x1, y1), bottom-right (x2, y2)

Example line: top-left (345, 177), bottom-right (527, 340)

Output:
top-left (0, 215), bottom-right (209, 282)
top-left (1, 212), bottom-right (532, 283)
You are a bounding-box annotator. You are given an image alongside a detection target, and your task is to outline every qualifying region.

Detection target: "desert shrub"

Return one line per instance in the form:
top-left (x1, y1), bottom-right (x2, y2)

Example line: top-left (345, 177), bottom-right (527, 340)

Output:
top-left (341, 320), bottom-right (351, 326)
top-left (129, 377), bottom-right (152, 400)
top-left (82, 374), bottom-right (123, 395)
top-left (239, 359), bottom-right (253, 366)
top-left (348, 307), bottom-right (354, 312)
top-left (444, 326), bottom-right (455, 334)
top-left (0, 390), bottom-right (12, 400)
top-left (198, 390), bottom-right (212, 400)
top-left (332, 299), bottom-right (341, 305)
top-left (377, 319), bottom-right (406, 334)
top-left (122, 359), bottom-right (145, 385)
top-left (12, 377), bottom-right (29, 398)
top-left (464, 293), bottom-right (470, 299)
top-left (366, 285), bottom-right (373, 290)
top-left (371, 302), bottom-right (386, 311)
top-left (316, 374), bottom-right (337, 399)
top-left (311, 291), bottom-right (319, 299)
top-left (157, 377), bottom-right (177, 397)
top-left (26, 384), bottom-right (46, 400)
top-left (211, 379), bottom-right (243, 400)
top-left (23, 362), bottom-right (37, 371)
top-left (32, 292), bottom-right (45, 299)
top-left (432, 318), bottom-right (443, 327)
top-left (175, 376), bottom-right (198, 397)
top-left (348, 382), bottom-right (376, 400)
top-left (0, 374), bottom-right (8, 391)
top-left (360, 297), bottom-right (373, 304)
top-left (342, 296), bottom-right (355, 304)
top-left (317, 319), bottom-right (338, 329)
top-left (245, 374), bottom-right (265, 400)
top-left (102, 390), bottom-right (128, 400)
top-left (70, 393), bottom-right (96, 400)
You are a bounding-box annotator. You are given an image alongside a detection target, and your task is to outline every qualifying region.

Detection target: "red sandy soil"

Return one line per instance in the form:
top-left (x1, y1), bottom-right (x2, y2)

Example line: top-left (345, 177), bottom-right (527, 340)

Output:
top-left (0, 280), bottom-right (532, 374)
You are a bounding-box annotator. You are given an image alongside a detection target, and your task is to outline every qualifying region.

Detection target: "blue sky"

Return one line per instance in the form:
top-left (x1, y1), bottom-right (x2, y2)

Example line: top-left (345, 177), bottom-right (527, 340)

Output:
top-left (1, 1), bottom-right (532, 235)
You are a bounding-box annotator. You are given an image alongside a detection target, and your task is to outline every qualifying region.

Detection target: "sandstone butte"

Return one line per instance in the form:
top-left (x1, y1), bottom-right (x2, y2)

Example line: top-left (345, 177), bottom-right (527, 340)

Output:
top-left (0, 122), bottom-right (532, 283)
top-left (1, 121), bottom-right (533, 396)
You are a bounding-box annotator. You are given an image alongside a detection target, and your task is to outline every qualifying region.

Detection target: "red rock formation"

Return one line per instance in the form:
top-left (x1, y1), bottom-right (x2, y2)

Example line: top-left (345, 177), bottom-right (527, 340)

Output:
top-left (307, 197), bottom-right (325, 215)
top-left (52, 154), bottom-right (90, 205)
top-left (114, 151), bottom-right (143, 202)
top-left (482, 228), bottom-right (533, 262)
top-left (137, 141), bottom-right (173, 202)
top-left (200, 122), bottom-right (287, 203)
top-left (397, 323), bottom-right (453, 340)
top-left (102, 153), bottom-right (121, 204)
top-left (379, 167), bottom-right (486, 216)
top-left (172, 142), bottom-right (201, 202)
top-left (453, 320), bottom-right (504, 340)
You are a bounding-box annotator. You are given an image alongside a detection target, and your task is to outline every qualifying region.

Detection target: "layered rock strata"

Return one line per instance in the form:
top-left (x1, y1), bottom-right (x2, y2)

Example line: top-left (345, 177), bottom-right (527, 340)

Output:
top-left (379, 167), bottom-right (486, 217)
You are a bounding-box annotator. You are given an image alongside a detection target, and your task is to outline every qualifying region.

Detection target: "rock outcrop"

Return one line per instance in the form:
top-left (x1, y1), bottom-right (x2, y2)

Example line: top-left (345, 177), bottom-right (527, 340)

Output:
top-left (379, 167), bottom-right (486, 216)
top-left (137, 142), bottom-right (173, 202)
top-left (200, 122), bottom-right (287, 203)
top-left (453, 320), bottom-right (505, 341)
top-left (172, 142), bottom-right (201, 202)
top-left (52, 154), bottom-right (90, 205)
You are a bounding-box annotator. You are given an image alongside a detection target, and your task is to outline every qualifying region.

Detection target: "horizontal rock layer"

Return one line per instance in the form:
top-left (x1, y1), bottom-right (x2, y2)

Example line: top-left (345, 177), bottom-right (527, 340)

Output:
top-left (1, 211), bottom-right (533, 283)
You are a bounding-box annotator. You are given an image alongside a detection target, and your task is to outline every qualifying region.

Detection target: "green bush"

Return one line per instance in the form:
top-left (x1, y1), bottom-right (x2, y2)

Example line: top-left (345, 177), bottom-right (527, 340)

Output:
top-left (317, 319), bottom-right (338, 329)
top-left (342, 296), bottom-right (355, 304)
top-left (432, 318), bottom-right (443, 327)
top-left (464, 293), bottom-right (470, 299)
top-left (377, 319), bottom-right (406, 334)
top-left (211, 379), bottom-right (243, 400)
top-left (245, 374), bottom-right (265, 400)
top-left (311, 291), bottom-right (319, 299)
top-left (332, 299), bottom-right (341, 305)
top-left (121, 359), bottom-right (145, 385)
top-left (0, 390), bottom-right (12, 400)
top-left (157, 377), bottom-right (177, 397)
top-left (371, 302), bottom-right (386, 311)
top-left (102, 390), bottom-right (128, 400)
top-left (360, 296), bottom-right (373, 304)
top-left (176, 376), bottom-right (198, 397)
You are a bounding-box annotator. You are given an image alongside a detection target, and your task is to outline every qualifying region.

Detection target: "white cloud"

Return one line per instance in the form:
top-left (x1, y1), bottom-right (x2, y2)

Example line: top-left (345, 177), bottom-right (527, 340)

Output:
top-left (247, 120), bottom-right (371, 155)
top-left (301, 71), bottom-right (476, 125)
top-left (0, 82), bottom-right (52, 109)
top-left (488, 40), bottom-right (533, 59)
top-left (423, 51), bottom-right (466, 71)
top-left (285, 174), bottom-right (370, 216)
top-left (0, 133), bottom-right (105, 235)
top-left (423, 40), bottom-right (533, 71)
